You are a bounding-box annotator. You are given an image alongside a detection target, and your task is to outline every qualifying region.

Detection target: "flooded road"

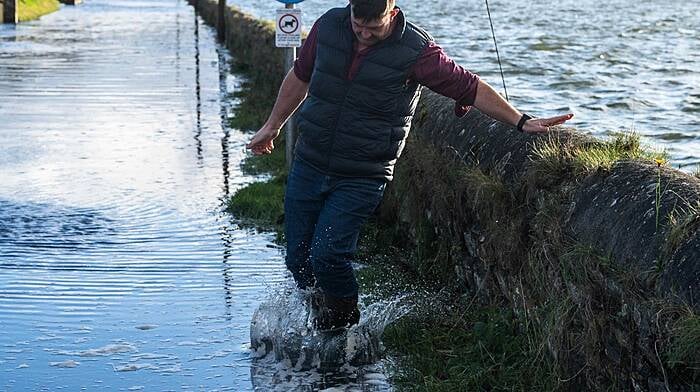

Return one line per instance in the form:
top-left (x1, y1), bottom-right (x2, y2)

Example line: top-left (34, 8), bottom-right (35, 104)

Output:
top-left (0, 1), bottom-right (290, 390)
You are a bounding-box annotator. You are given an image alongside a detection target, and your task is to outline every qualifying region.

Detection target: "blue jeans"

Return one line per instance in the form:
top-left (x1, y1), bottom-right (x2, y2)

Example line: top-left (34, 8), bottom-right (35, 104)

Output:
top-left (284, 158), bottom-right (386, 299)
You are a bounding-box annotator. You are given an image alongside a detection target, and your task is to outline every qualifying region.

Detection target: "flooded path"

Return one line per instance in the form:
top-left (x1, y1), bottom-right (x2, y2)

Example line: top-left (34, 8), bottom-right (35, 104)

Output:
top-left (0, 1), bottom-right (289, 390)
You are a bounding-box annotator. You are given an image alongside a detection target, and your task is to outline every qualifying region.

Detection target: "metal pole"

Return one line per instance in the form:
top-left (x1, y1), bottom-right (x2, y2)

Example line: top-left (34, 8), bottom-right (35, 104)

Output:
top-left (284, 2), bottom-right (297, 170)
top-left (3, 0), bottom-right (18, 24)
top-left (217, 0), bottom-right (225, 42)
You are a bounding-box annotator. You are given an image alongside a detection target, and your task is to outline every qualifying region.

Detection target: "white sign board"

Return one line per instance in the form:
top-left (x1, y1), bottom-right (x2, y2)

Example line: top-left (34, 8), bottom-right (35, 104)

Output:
top-left (276, 8), bottom-right (302, 47)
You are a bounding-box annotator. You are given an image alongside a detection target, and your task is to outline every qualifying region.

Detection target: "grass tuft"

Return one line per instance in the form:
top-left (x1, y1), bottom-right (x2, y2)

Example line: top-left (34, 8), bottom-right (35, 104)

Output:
top-left (665, 311), bottom-right (700, 384)
top-left (226, 174), bottom-right (285, 233)
top-left (226, 78), bottom-right (279, 132)
top-left (383, 300), bottom-right (560, 391)
top-left (530, 131), bottom-right (667, 180)
top-left (663, 201), bottom-right (700, 261)
top-left (18, 0), bottom-right (59, 22)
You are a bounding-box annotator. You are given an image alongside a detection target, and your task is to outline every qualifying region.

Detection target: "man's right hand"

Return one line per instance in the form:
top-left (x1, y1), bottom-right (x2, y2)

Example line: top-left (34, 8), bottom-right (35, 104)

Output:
top-left (246, 125), bottom-right (280, 155)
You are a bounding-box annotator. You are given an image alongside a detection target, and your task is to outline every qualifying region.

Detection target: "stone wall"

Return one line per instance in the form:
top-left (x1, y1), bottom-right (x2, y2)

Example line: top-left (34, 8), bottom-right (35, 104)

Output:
top-left (398, 91), bottom-right (698, 309)
top-left (380, 90), bottom-right (699, 390)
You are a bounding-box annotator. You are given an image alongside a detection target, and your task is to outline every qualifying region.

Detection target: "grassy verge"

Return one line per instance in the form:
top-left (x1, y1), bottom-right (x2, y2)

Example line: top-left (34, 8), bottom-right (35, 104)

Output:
top-left (225, 73), bottom-right (286, 234)
top-left (226, 173), bottom-right (285, 235)
top-left (356, 231), bottom-right (560, 391)
top-left (223, 37), bottom-right (287, 237)
top-left (383, 306), bottom-right (557, 391)
top-left (18, 0), bottom-right (60, 22)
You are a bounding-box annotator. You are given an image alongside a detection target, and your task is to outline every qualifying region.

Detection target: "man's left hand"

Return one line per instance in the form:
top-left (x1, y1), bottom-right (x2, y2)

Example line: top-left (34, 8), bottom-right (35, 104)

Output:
top-left (522, 113), bottom-right (574, 134)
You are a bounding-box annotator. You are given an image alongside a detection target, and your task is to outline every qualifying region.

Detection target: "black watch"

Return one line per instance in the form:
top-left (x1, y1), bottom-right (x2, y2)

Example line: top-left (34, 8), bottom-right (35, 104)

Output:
top-left (516, 113), bottom-right (532, 133)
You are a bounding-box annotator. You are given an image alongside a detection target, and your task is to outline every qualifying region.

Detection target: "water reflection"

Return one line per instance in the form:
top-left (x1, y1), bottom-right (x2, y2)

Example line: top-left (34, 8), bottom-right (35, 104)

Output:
top-left (0, 200), bottom-right (116, 253)
top-left (193, 2), bottom-right (203, 163)
top-left (0, 1), bottom-right (285, 390)
top-left (218, 45), bottom-right (232, 199)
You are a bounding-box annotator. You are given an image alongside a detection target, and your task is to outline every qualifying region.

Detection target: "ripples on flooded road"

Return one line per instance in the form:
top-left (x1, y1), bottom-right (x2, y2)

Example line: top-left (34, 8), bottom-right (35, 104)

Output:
top-left (0, 1), bottom-right (291, 390)
top-left (0, 1), bottom-right (397, 389)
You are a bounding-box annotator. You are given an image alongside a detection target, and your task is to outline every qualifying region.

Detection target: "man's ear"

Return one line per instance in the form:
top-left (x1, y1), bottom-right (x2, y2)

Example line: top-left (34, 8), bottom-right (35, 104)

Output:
top-left (389, 7), bottom-right (399, 18)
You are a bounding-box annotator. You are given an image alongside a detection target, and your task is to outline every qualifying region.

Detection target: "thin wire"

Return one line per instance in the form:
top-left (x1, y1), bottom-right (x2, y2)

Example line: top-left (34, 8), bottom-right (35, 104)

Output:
top-left (484, 0), bottom-right (509, 101)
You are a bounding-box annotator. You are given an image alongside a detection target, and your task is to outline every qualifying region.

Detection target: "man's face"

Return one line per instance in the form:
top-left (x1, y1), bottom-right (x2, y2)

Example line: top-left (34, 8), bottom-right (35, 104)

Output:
top-left (350, 7), bottom-right (399, 47)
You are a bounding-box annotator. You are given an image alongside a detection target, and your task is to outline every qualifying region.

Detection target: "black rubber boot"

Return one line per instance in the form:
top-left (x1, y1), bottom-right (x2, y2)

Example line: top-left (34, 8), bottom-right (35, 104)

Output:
top-left (313, 293), bottom-right (360, 331)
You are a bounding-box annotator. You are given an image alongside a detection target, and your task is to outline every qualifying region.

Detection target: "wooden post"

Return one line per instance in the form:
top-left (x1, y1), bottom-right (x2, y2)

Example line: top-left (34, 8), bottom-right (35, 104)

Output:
top-left (2, 0), bottom-right (18, 24)
top-left (217, 0), bottom-right (225, 41)
top-left (284, 2), bottom-right (297, 170)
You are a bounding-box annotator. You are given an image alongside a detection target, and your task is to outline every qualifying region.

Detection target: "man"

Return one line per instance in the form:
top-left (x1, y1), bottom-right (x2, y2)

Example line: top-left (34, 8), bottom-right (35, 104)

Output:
top-left (247, 0), bottom-right (573, 330)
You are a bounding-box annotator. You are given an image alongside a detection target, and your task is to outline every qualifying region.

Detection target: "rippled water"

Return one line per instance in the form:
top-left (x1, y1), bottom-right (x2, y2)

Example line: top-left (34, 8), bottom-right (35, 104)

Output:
top-left (233, 0), bottom-right (700, 170)
top-left (0, 1), bottom-right (291, 390)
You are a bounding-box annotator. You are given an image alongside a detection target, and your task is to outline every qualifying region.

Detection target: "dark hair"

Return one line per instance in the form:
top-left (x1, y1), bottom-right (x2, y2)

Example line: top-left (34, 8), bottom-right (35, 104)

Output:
top-left (350, 0), bottom-right (394, 21)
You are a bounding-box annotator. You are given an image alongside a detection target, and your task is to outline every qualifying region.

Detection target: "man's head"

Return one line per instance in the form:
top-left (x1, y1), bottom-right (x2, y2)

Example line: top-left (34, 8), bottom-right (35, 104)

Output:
top-left (349, 0), bottom-right (399, 47)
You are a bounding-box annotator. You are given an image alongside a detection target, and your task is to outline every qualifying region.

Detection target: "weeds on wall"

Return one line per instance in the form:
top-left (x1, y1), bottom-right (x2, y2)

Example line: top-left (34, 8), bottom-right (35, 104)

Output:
top-left (665, 310), bottom-right (700, 385)
top-left (375, 131), bottom-right (698, 390)
top-left (661, 201), bottom-right (700, 267)
top-left (529, 131), bottom-right (667, 181)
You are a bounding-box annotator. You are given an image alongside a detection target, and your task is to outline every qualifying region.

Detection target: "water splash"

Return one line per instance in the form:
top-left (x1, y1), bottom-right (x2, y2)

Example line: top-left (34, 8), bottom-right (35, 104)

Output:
top-left (250, 282), bottom-right (410, 372)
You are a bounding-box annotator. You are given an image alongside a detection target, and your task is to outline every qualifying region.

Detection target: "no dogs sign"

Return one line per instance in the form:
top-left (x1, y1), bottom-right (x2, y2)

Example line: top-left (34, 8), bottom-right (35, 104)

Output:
top-left (276, 8), bottom-right (302, 47)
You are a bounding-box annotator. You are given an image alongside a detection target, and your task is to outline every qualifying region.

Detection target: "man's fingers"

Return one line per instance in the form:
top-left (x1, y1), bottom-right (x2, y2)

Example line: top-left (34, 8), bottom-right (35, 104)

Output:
top-left (249, 139), bottom-right (275, 155)
top-left (246, 138), bottom-right (262, 150)
top-left (542, 113), bottom-right (574, 126)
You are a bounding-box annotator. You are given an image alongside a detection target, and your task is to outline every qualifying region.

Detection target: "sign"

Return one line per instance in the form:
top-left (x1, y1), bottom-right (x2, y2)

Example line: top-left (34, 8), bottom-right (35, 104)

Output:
top-left (276, 8), bottom-right (302, 47)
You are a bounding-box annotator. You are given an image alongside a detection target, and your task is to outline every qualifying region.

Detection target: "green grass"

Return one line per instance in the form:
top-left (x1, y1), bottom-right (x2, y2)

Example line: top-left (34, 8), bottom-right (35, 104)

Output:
top-left (530, 131), bottom-right (668, 180)
top-left (662, 201), bottom-right (700, 263)
top-left (240, 146), bottom-right (286, 177)
top-left (223, 52), bottom-right (288, 233)
top-left (559, 243), bottom-right (615, 283)
top-left (355, 257), bottom-right (560, 391)
top-left (18, 0), bottom-right (60, 22)
top-left (377, 135), bottom-right (699, 389)
top-left (382, 138), bottom-right (515, 288)
top-left (226, 77), bottom-right (279, 132)
top-left (384, 301), bottom-right (559, 391)
top-left (665, 311), bottom-right (700, 385)
top-left (227, 174), bottom-right (285, 233)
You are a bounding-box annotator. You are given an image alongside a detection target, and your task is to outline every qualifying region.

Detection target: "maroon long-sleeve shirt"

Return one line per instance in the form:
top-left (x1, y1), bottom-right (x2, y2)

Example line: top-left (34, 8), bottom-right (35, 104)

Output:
top-left (294, 16), bottom-right (480, 117)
